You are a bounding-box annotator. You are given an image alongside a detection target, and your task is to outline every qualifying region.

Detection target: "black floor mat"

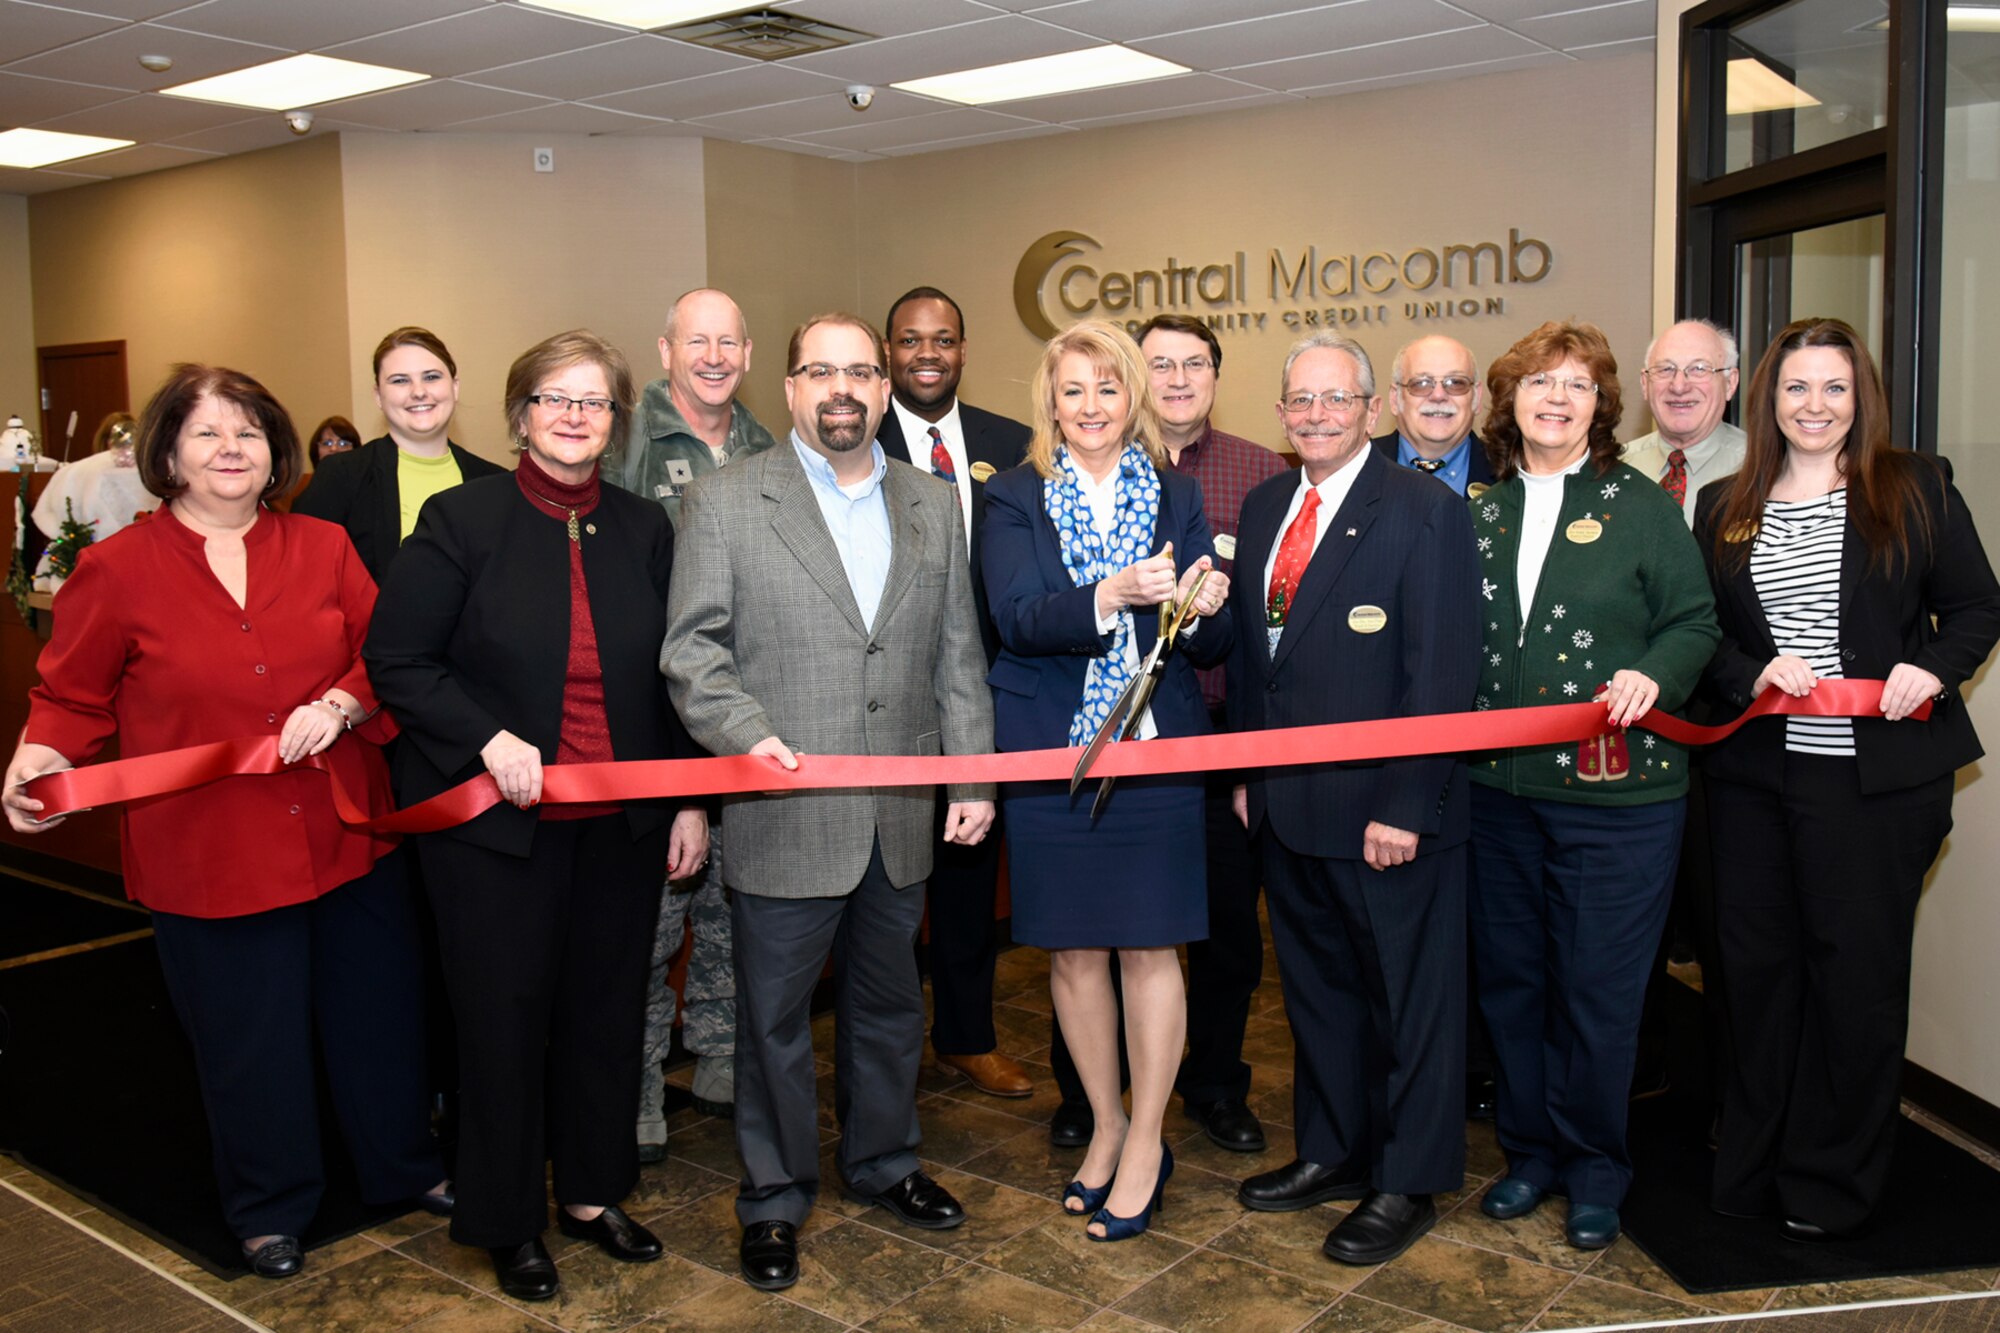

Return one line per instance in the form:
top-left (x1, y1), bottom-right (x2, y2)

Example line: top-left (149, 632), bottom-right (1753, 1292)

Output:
top-left (0, 871), bottom-right (146, 959)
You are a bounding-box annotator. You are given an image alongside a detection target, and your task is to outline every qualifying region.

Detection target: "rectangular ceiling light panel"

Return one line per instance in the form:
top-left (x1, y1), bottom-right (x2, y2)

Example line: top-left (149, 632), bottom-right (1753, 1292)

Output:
top-left (894, 45), bottom-right (1189, 107)
top-left (519, 0), bottom-right (743, 27)
top-left (1725, 57), bottom-right (1822, 115)
top-left (161, 53), bottom-right (427, 110)
top-left (0, 127), bottom-right (133, 168)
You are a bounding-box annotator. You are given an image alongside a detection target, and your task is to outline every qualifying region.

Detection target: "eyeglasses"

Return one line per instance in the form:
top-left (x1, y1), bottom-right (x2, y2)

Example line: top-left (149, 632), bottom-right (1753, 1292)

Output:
top-left (1396, 375), bottom-right (1476, 398)
top-left (1642, 361), bottom-right (1729, 383)
top-left (1148, 356), bottom-right (1215, 377)
top-left (792, 363), bottom-right (884, 384)
top-left (1520, 373), bottom-right (1599, 398)
top-left (1280, 389), bottom-right (1370, 414)
top-left (529, 392), bottom-right (615, 416)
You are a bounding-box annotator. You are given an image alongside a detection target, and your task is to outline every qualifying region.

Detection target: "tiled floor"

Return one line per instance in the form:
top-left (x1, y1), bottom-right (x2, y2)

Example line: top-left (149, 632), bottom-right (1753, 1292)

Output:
top-left (6, 943), bottom-right (2000, 1333)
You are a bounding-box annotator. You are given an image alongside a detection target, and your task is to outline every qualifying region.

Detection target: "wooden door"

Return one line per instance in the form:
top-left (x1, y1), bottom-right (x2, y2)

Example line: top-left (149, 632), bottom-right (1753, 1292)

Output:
top-left (36, 341), bottom-right (129, 463)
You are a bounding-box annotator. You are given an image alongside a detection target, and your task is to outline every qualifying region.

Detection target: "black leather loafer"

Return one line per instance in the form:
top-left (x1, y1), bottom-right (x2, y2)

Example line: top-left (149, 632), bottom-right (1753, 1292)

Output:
top-left (1050, 1100), bottom-right (1092, 1149)
top-left (850, 1169), bottom-right (966, 1230)
top-left (557, 1204), bottom-right (662, 1261)
top-left (242, 1235), bottom-right (304, 1279)
top-left (1237, 1158), bottom-right (1369, 1212)
top-left (740, 1220), bottom-right (799, 1290)
top-left (416, 1182), bottom-right (455, 1217)
top-left (1187, 1097), bottom-right (1267, 1153)
top-left (1565, 1203), bottom-right (1621, 1250)
top-left (1322, 1192), bottom-right (1436, 1266)
top-left (489, 1238), bottom-right (559, 1301)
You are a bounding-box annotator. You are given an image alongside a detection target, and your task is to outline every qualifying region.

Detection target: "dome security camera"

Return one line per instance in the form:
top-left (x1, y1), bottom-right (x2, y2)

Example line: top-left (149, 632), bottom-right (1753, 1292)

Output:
top-left (283, 109), bottom-right (315, 135)
top-left (845, 84), bottom-right (875, 112)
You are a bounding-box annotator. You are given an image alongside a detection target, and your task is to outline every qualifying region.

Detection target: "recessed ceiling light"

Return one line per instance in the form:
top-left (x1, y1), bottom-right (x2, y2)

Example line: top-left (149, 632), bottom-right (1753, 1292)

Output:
top-left (518, 0), bottom-right (745, 27)
top-left (1725, 58), bottom-right (1822, 115)
top-left (160, 53), bottom-right (426, 110)
top-left (1947, 4), bottom-right (2000, 30)
top-left (893, 45), bottom-right (1189, 107)
top-left (0, 127), bottom-right (133, 168)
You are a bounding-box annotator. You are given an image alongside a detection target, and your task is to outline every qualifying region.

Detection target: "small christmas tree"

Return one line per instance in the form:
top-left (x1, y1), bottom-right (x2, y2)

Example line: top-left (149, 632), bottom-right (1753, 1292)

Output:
top-left (45, 498), bottom-right (96, 581)
top-left (6, 489), bottom-right (32, 629)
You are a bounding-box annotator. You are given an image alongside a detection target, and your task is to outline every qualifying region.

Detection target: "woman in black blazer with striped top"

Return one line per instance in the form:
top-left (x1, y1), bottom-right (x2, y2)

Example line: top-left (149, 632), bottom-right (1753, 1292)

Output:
top-left (1694, 318), bottom-right (2000, 1243)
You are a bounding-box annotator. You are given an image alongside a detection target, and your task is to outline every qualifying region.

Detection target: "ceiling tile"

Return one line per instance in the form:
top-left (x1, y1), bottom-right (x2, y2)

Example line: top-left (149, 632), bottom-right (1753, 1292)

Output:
top-left (1451, 0), bottom-right (1619, 23)
top-left (323, 4), bottom-right (622, 79)
top-left (1295, 46), bottom-right (1567, 96)
top-left (34, 89), bottom-right (269, 137)
top-left (744, 135), bottom-right (871, 159)
top-left (1240, 24), bottom-right (1548, 91)
top-left (444, 100), bottom-right (668, 132)
top-left (792, 104), bottom-right (1039, 150)
top-left (1024, 0), bottom-right (1347, 44)
top-left (153, 0), bottom-right (488, 52)
top-left (769, 0), bottom-right (998, 38)
top-left (0, 1), bottom-right (126, 65)
top-left (161, 113), bottom-right (368, 152)
top-left (680, 85), bottom-right (946, 138)
top-left (1568, 35), bottom-right (1654, 59)
top-left (586, 61), bottom-right (852, 120)
top-left (1135, 0), bottom-right (1478, 70)
top-left (44, 0), bottom-right (205, 18)
top-left (785, 14), bottom-right (1094, 83)
top-left (0, 164), bottom-right (109, 193)
top-left (318, 78), bottom-right (552, 130)
top-left (1064, 87), bottom-right (1296, 130)
top-left (979, 69), bottom-right (1267, 121)
top-left (60, 140), bottom-right (217, 176)
top-left (1512, 0), bottom-right (1653, 51)
top-left (4, 22), bottom-right (287, 92)
top-left (464, 33), bottom-right (749, 99)
top-left (0, 73), bottom-right (129, 127)
top-left (872, 121), bottom-right (1071, 155)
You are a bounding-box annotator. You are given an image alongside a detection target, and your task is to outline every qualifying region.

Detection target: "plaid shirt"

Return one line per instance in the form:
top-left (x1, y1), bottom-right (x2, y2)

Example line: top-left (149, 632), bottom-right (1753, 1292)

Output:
top-left (1168, 424), bottom-right (1296, 710)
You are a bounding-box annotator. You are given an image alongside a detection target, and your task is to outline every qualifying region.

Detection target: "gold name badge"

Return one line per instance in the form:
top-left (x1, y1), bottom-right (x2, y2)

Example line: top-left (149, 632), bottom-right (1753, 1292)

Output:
top-left (1348, 604), bottom-right (1387, 634)
top-left (1213, 533), bottom-right (1238, 560)
top-left (969, 460), bottom-right (996, 482)
top-left (1565, 517), bottom-right (1603, 544)
top-left (1723, 519), bottom-right (1759, 543)
top-left (1467, 482), bottom-right (1490, 499)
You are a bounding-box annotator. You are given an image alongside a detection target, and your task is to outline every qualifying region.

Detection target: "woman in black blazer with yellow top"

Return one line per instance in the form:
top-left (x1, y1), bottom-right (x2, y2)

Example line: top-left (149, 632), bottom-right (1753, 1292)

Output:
top-left (1694, 318), bottom-right (2000, 1244)
top-left (365, 331), bottom-right (708, 1303)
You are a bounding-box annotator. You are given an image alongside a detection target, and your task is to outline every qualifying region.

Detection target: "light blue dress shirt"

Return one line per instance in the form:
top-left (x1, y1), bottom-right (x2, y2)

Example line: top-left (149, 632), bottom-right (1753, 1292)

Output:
top-left (792, 433), bottom-right (892, 630)
top-left (1396, 432), bottom-right (1473, 497)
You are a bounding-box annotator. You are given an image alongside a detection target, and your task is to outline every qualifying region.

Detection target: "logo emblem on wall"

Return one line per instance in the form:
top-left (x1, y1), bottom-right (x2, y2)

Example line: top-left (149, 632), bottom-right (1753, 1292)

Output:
top-left (1013, 230), bottom-right (1099, 340)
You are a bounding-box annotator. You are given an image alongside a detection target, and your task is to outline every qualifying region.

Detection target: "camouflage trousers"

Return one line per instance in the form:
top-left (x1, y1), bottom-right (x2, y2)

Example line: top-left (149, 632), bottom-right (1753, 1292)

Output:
top-left (642, 825), bottom-right (736, 1066)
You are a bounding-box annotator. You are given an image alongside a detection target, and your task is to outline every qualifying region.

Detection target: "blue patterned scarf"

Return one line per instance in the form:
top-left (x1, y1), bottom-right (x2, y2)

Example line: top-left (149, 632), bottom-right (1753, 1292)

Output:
top-left (1042, 445), bottom-right (1162, 745)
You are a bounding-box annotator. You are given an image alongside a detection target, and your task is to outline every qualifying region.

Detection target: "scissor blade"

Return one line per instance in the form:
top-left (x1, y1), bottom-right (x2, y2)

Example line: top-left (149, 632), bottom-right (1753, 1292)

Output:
top-left (1088, 671), bottom-right (1163, 818)
top-left (1067, 637), bottom-right (1168, 795)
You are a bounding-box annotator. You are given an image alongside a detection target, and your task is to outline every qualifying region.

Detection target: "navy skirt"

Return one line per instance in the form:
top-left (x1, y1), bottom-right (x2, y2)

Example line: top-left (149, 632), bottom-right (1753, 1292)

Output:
top-left (1003, 774), bottom-right (1208, 949)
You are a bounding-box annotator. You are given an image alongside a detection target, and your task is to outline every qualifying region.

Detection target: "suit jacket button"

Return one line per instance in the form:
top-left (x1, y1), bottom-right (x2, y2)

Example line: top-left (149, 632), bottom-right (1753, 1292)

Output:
top-left (867, 643), bottom-right (880, 654)
top-left (868, 700), bottom-right (881, 712)
top-left (1267, 681), bottom-right (1279, 693)
top-left (1842, 648), bottom-right (1856, 662)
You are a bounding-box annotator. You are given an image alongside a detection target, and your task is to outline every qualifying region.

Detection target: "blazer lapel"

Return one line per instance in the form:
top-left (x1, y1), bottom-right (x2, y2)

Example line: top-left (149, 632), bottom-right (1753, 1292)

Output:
top-left (871, 465), bottom-right (926, 633)
top-left (1837, 505), bottom-right (1866, 624)
top-left (765, 447), bottom-right (868, 636)
top-left (1273, 451), bottom-right (1383, 670)
top-left (1235, 481), bottom-right (1288, 663)
top-left (874, 411), bottom-right (912, 467)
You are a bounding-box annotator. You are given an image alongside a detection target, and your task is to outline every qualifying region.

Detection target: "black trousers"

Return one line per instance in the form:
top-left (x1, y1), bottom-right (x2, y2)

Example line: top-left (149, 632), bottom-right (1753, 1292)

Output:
top-left (419, 815), bottom-right (666, 1247)
top-left (734, 839), bottom-right (926, 1226)
top-left (924, 809), bottom-right (1004, 1056)
top-left (150, 854), bottom-right (442, 1240)
top-left (1707, 754), bottom-right (1952, 1232)
top-left (1264, 832), bottom-right (1467, 1194)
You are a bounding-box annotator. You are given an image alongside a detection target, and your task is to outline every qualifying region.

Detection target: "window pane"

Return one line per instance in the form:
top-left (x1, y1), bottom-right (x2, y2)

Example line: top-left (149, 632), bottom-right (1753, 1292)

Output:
top-left (1735, 214), bottom-right (1884, 376)
top-left (1721, 0), bottom-right (1889, 174)
top-left (1938, 19), bottom-right (2000, 475)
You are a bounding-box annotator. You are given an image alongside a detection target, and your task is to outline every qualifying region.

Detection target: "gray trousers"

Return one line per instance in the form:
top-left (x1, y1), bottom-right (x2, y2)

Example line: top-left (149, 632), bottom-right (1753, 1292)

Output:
top-left (732, 840), bottom-right (925, 1226)
top-left (643, 825), bottom-right (736, 1069)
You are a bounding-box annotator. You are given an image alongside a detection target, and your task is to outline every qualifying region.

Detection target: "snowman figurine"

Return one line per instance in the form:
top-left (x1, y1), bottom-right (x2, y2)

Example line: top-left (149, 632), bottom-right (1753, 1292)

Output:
top-left (0, 415), bottom-right (36, 472)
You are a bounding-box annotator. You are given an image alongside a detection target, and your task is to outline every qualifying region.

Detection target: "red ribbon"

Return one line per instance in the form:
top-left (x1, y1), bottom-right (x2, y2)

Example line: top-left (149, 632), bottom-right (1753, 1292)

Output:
top-left (26, 680), bottom-right (1923, 836)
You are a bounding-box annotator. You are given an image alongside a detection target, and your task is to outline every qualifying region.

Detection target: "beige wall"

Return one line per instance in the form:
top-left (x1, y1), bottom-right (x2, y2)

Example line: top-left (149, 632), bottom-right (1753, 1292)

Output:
top-left (28, 136), bottom-right (351, 434)
top-left (340, 133), bottom-right (706, 464)
top-left (0, 197), bottom-right (34, 432)
top-left (703, 140), bottom-right (862, 433)
top-left (847, 53), bottom-right (1655, 448)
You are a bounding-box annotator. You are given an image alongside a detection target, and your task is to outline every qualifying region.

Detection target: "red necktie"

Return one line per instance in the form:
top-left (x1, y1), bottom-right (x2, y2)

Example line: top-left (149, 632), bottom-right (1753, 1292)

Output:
top-left (1266, 489), bottom-right (1321, 627)
top-left (928, 426), bottom-right (962, 516)
top-left (1662, 448), bottom-right (1688, 506)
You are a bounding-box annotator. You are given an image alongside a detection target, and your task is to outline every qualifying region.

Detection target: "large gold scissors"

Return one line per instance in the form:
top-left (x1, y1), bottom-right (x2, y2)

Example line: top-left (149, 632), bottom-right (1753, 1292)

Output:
top-left (1068, 546), bottom-right (1210, 819)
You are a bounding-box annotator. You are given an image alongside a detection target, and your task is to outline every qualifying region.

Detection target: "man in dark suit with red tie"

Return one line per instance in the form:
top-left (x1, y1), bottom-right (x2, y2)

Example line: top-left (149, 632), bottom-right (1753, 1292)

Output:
top-left (1227, 332), bottom-right (1481, 1266)
top-left (874, 286), bottom-right (1033, 1099)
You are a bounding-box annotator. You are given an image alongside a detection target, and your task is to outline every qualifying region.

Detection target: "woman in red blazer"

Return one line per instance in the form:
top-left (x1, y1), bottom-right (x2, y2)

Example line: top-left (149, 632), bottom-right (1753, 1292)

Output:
top-left (3, 365), bottom-right (448, 1278)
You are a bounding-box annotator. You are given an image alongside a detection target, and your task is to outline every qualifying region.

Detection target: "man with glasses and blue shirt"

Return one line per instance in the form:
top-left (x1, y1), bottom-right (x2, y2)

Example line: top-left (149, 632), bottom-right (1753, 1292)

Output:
top-left (1371, 335), bottom-right (1495, 498)
top-left (662, 313), bottom-right (995, 1292)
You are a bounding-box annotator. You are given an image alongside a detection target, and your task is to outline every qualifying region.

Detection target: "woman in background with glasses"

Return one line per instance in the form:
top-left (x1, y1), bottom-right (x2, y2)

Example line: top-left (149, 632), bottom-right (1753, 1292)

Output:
top-left (1461, 321), bottom-right (1719, 1251)
top-left (365, 330), bottom-right (709, 1304)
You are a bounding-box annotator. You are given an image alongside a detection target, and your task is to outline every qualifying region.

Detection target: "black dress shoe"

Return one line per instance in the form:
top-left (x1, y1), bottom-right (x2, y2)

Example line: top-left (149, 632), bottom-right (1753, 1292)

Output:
top-left (1238, 1159), bottom-right (1369, 1212)
top-left (850, 1169), bottom-right (966, 1230)
top-left (488, 1238), bottom-right (559, 1301)
top-left (1186, 1097), bottom-right (1267, 1153)
top-left (1466, 1073), bottom-right (1498, 1122)
top-left (241, 1235), bottom-right (303, 1279)
top-left (740, 1220), bottom-right (798, 1290)
top-left (1050, 1100), bottom-right (1092, 1149)
top-left (1323, 1192), bottom-right (1436, 1266)
top-left (557, 1204), bottom-right (662, 1261)
top-left (416, 1182), bottom-right (455, 1217)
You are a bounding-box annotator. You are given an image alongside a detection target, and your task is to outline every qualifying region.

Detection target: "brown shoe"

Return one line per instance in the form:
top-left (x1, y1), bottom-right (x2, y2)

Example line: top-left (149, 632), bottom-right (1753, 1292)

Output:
top-left (936, 1050), bottom-right (1034, 1098)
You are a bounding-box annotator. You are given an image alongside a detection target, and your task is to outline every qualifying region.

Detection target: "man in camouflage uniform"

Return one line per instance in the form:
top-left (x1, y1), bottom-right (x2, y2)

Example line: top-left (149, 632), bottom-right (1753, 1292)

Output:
top-left (609, 287), bottom-right (778, 1159)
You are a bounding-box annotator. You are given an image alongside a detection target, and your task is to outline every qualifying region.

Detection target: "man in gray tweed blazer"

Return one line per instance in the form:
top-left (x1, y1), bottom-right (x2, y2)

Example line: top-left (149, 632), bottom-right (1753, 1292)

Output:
top-left (662, 312), bottom-right (995, 1292)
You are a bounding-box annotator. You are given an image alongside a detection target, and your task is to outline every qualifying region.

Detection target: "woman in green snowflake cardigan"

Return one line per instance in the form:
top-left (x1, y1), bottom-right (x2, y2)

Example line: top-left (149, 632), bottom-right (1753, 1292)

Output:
top-left (1464, 321), bottom-right (1720, 1251)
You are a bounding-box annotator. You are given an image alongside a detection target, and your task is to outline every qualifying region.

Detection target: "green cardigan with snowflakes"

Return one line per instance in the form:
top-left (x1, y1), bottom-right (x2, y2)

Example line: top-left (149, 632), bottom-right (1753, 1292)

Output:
top-left (1468, 460), bottom-right (1720, 806)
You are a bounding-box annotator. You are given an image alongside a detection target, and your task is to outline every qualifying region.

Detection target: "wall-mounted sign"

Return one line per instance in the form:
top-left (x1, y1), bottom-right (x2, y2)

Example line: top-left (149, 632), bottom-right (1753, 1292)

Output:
top-left (1012, 228), bottom-right (1556, 342)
